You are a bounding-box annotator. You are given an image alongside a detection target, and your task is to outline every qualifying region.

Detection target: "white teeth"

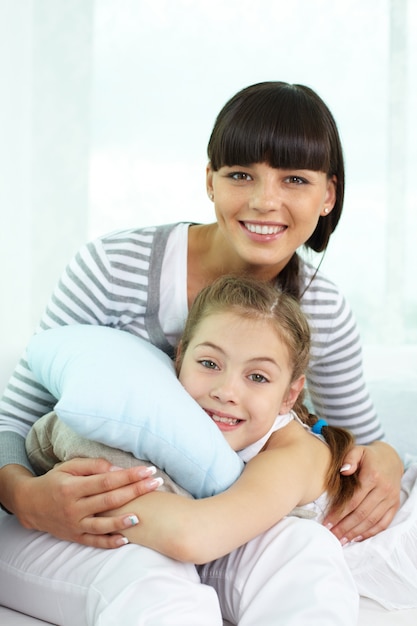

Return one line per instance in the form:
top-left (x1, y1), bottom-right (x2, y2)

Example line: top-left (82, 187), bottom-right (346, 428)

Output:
top-left (244, 222), bottom-right (284, 235)
top-left (212, 415), bottom-right (240, 425)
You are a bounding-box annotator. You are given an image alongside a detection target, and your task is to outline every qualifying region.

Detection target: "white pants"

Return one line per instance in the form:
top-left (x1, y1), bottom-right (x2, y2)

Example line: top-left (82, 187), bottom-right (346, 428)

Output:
top-left (344, 463), bottom-right (417, 610)
top-left (0, 512), bottom-right (358, 625)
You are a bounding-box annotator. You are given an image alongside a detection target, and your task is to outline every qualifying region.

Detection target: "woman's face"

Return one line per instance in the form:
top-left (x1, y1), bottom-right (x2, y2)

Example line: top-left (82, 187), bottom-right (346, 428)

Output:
top-left (207, 162), bottom-right (336, 275)
top-left (178, 311), bottom-right (304, 452)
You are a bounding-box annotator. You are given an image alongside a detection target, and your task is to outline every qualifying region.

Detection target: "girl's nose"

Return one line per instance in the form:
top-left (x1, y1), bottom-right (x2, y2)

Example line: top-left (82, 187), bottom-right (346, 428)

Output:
top-left (209, 375), bottom-right (238, 404)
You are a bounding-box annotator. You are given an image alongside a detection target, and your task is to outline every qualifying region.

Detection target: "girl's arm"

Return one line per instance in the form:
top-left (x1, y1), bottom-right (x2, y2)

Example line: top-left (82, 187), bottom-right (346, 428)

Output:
top-left (116, 434), bottom-right (329, 563)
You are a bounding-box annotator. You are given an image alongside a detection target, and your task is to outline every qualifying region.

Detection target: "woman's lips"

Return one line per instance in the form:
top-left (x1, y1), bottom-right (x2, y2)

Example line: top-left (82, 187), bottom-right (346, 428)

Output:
top-left (241, 221), bottom-right (287, 241)
top-left (243, 221), bottom-right (286, 235)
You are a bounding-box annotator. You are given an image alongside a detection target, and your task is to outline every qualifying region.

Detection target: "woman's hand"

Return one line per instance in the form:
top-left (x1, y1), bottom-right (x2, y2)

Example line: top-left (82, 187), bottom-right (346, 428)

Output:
top-left (323, 441), bottom-right (403, 544)
top-left (1, 459), bottom-right (161, 548)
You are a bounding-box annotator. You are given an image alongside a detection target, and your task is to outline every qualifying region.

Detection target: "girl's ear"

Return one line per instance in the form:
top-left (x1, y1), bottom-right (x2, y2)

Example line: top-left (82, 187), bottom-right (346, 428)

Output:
top-left (206, 162), bottom-right (214, 197)
top-left (279, 375), bottom-right (305, 414)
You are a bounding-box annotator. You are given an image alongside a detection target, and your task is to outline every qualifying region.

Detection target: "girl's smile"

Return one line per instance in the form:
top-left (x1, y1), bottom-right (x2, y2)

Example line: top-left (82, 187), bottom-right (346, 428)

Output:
top-left (205, 408), bottom-right (243, 430)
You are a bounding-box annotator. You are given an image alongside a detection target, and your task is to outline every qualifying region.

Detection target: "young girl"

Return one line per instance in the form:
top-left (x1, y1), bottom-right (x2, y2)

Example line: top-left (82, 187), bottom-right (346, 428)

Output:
top-left (101, 274), bottom-right (361, 563)
top-left (24, 274), bottom-right (362, 624)
top-left (117, 275), bottom-right (417, 613)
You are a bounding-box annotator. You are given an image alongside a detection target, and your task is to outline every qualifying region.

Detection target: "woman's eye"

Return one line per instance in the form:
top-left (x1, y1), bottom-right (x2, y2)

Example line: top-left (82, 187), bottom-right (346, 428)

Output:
top-left (200, 359), bottom-right (218, 370)
top-left (229, 171), bottom-right (252, 181)
top-left (285, 175), bottom-right (307, 185)
top-left (249, 373), bottom-right (268, 383)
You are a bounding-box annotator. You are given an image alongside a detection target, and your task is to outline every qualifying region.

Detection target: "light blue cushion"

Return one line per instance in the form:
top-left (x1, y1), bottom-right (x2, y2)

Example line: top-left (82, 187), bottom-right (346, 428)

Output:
top-left (27, 325), bottom-right (244, 498)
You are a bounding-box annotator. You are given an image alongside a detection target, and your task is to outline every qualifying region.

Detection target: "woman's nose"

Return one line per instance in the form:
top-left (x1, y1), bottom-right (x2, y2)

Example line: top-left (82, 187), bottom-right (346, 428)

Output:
top-left (250, 177), bottom-right (281, 213)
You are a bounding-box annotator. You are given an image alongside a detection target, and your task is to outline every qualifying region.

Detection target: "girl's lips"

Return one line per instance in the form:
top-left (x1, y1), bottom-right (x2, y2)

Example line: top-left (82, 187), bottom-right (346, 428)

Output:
top-left (205, 410), bottom-right (243, 430)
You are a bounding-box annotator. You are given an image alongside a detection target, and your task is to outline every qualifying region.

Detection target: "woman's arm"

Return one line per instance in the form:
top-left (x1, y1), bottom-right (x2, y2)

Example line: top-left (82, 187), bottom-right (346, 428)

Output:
top-left (113, 436), bottom-right (329, 563)
top-left (0, 238), bottom-right (129, 448)
top-left (302, 273), bottom-right (403, 537)
top-left (302, 275), bottom-right (383, 443)
top-left (323, 441), bottom-right (403, 543)
top-left (0, 460), bottom-right (162, 547)
top-left (0, 233), bottom-right (163, 545)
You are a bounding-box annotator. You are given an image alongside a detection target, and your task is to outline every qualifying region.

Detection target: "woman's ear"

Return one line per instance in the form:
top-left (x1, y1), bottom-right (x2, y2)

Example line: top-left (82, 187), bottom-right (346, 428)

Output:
top-left (279, 375), bottom-right (305, 413)
top-left (321, 175), bottom-right (337, 216)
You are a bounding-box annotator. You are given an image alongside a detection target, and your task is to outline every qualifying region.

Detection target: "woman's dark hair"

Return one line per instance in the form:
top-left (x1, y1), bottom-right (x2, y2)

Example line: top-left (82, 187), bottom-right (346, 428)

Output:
top-left (207, 82), bottom-right (345, 257)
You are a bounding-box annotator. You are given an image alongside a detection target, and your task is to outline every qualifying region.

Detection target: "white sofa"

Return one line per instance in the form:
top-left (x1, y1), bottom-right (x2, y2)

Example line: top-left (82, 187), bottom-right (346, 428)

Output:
top-left (1, 598), bottom-right (417, 626)
top-left (1, 346), bottom-right (416, 624)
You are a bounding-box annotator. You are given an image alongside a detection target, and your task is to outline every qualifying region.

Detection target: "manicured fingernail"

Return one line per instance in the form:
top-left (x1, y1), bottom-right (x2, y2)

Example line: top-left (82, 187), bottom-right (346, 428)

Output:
top-left (144, 465), bottom-right (157, 475)
top-left (136, 465), bottom-right (157, 478)
top-left (351, 535), bottom-right (363, 543)
top-left (340, 464), bottom-right (352, 472)
top-left (340, 537), bottom-right (349, 546)
top-left (325, 522), bottom-right (333, 530)
top-left (116, 537), bottom-right (129, 546)
top-left (124, 514), bottom-right (139, 527)
top-left (148, 476), bottom-right (164, 489)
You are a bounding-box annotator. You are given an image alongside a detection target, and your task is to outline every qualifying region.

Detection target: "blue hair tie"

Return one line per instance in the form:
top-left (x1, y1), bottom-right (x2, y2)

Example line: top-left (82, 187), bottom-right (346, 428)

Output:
top-left (312, 419), bottom-right (328, 435)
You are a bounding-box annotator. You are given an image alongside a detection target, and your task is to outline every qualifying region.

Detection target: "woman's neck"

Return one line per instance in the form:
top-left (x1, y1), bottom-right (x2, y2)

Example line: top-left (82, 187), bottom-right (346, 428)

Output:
top-left (187, 223), bottom-right (285, 306)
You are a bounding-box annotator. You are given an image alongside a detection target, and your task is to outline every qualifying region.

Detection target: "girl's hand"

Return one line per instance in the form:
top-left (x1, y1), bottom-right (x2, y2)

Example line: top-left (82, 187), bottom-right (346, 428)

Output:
top-left (323, 441), bottom-right (403, 544)
top-left (3, 458), bottom-right (161, 548)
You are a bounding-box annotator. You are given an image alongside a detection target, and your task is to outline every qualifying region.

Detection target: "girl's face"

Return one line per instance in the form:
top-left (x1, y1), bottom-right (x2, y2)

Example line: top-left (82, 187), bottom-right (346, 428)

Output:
top-left (207, 162), bottom-right (336, 275)
top-left (178, 311), bottom-right (304, 451)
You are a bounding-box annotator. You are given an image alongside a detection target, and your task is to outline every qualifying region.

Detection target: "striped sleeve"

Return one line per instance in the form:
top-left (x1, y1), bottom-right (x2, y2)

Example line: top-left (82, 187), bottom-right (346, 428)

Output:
top-left (0, 227), bottom-right (157, 468)
top-left (300, 263), bottom-right (384, 444)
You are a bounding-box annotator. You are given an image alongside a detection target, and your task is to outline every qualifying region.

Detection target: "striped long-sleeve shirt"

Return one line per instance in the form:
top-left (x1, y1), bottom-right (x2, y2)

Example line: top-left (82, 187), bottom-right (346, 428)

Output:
top-left (0, 223), bottom-right (384, 470)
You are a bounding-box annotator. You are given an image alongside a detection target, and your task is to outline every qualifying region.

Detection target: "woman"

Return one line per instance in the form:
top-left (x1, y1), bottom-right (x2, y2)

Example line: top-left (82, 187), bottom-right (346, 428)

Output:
top-left (0, 81), bottom-right (402, 624)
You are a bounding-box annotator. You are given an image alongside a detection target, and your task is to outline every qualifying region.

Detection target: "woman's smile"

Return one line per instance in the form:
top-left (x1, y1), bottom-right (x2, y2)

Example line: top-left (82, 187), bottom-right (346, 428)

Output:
top-left (241, 220), bottom-right (287, 240)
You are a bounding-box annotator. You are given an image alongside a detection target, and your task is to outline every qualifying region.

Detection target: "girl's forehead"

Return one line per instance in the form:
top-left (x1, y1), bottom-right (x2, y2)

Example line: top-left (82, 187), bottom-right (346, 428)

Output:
top-left (191, 312), bottom-right (291, 368)
top-left (196, 310), bottom-right (281, 340)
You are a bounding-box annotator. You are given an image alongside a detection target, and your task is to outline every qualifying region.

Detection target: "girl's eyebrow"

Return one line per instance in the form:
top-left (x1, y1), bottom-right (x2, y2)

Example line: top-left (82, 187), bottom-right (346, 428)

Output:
top-left (194, 341), bottom-right (225, 353)
top-left (194, 342), bottom-right (282, 370)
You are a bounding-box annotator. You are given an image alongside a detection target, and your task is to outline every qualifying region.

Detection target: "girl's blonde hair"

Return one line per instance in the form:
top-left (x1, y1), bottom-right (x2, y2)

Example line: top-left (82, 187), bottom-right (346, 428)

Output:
top-left (177, 275), bottom-right (359, 511)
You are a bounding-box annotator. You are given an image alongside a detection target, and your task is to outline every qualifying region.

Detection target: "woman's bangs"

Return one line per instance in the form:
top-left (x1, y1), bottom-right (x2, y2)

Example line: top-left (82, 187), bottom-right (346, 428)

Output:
top-left (213, 110), bottom-right (331, 172)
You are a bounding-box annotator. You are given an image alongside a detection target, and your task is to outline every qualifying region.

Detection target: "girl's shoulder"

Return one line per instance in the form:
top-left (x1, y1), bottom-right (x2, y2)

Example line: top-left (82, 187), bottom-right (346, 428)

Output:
top-left (266, 417), bottom-right (328, 454)
top-left (259, 423), bottom-right (331, 505)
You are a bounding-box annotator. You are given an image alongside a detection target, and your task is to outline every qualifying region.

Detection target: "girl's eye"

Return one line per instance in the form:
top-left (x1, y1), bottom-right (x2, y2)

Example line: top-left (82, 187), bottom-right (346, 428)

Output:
top-left (249, 373), bottom-right (268, 383)
top-left (199, 359), bottom-right (218, 370)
